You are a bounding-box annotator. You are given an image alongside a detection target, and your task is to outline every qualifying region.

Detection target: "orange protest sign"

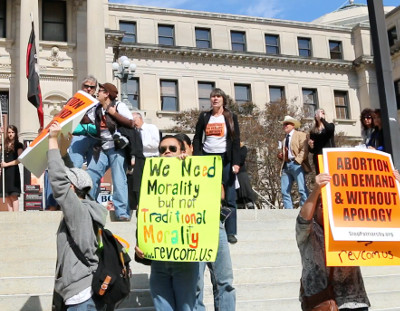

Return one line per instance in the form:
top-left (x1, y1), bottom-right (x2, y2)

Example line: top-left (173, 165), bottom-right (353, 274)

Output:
top-left (19, 91), bottom-right (97, 177)
top-left (319, 150), bottom-right (400, 266)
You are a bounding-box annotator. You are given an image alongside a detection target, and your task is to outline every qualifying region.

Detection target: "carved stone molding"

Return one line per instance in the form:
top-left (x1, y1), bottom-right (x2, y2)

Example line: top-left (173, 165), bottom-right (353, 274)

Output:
top-left (46, 46), bottom-right (65, 67)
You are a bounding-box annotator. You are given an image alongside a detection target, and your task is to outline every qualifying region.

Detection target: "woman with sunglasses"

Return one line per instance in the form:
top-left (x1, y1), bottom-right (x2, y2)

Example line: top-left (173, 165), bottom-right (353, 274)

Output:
top-left (193, 88), bottom-right (241, 244)
top-left (360, 108), bottom-right (374, 146)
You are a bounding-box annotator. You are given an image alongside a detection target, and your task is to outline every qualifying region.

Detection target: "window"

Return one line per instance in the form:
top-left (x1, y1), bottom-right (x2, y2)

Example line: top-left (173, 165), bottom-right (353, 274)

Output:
top-left (302, 89), bottom-right (318, 118)
top-left (195, 28), bottom-right (211, 49)
top-left (388, 27), bottom-right (398, 47)
top-left (120, 21), bottom-right (136, 44)
top-left (234, 84), bottom-right (251, 107)
top-left (127, 78), bottom-right (139, 109)
top-left (298, 37), bottom-right (312, 57)
top-left (0, 91), bottom-right (9, 114)
top-left (334, 91), bottom-right (349, 119)
top-left (160, 80), bottom-right (178, 111)
top-left (395, 79), bottom-right (400, 110)
top-left (0, 1), bottom-right (6, 38)
top-left (198, 82), bottom-right (215, 111)
top-left (329, 41), bottom-right (342, 59)
top-left (265, 34), bottom-right (280, 55)
top-left (42, 0), bottom-right (67, 42)
top-left (231, 31), bottom-right (246, 52)
top-left (158, 25), bottom-right (175, 46)
top-left (269, 86), bottom-right (285, 104)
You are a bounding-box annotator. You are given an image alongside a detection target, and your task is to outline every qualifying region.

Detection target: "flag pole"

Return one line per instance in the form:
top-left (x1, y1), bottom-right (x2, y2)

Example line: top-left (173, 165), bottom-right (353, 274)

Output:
top-left (0, 101), bottom-right (5, 203)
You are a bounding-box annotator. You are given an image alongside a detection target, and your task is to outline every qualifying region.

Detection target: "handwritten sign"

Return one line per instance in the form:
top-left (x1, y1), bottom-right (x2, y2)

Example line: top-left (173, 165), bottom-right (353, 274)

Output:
top-left (19, 91), bottom-right (98, 177)
top-left (137, 156), bottom-right (222, 262)
top-left (319, 151), bottom-right (400, 266)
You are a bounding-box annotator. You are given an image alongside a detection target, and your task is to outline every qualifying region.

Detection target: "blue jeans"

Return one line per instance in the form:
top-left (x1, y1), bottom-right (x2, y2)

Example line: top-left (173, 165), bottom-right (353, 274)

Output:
top-left (150, 261), bottom-right (199, 311)
top-left (195, 223), bottom-right (236, 311)
top-left (222, 160), bottom-right (237, 235)
top-left (281, 161), bottom-right (308, 209)
top-left (87, 147), bottom-right (129, 218)
top-left (66, 296), bottom-right (105, 311)
top-left (68, 135), bottom-right (97, 168)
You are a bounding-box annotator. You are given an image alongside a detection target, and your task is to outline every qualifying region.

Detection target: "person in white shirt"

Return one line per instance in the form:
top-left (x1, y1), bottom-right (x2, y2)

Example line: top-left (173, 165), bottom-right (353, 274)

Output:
top-left (133, 112), bottom-right (160, 157)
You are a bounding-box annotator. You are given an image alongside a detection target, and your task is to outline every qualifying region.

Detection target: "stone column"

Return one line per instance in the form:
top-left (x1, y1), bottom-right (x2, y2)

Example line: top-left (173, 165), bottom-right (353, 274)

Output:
top-left (86, 0), bottom-right (106, 82)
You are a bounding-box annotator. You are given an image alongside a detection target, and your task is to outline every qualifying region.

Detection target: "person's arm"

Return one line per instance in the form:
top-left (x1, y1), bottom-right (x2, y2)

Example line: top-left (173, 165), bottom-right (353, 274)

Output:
top-left (299, 173), bottom-right (331, 221)
top-left (192, 113), bottom-right (205, 155)
top-left (1, 144), bottom-right (23, 168)
top-left (107, 105), bottom-right (134, 128)
top-left (294, 132), bottom-right (308, 164)
top-left (231, 113), bottom-right (241, 173)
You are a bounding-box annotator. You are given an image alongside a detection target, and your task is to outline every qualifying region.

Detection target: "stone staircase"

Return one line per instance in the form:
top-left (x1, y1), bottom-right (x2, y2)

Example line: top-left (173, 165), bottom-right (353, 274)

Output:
top-left (1, 210), bottom-right (400, 311)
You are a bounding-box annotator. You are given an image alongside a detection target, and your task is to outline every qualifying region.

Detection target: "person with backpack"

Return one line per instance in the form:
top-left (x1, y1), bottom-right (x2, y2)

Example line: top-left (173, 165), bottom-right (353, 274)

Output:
top-left (47, 122), bottom-right (108, 310)
top-left (86, 82), bottom-right (134, 221)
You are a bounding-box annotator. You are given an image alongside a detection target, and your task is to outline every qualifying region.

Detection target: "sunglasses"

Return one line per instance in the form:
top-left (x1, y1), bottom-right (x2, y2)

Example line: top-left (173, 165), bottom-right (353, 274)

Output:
top-left (159, 145), bottom-right (178, 154)
top-left (363, 116), bottom-right (372, 120)
top-left (83, 84), bottom-right (96, 90)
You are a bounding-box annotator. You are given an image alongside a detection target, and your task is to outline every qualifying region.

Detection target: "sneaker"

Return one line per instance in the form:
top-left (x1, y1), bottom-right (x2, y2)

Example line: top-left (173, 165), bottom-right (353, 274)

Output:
top-left (228, 235), bottom-right (238, 244)
top-left (116, 216), bottom-right (131, 222)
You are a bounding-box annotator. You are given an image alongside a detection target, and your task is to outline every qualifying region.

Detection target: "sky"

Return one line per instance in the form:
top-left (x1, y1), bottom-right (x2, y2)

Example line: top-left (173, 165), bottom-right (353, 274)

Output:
top-left (109, 0), bottom-right (399, 22)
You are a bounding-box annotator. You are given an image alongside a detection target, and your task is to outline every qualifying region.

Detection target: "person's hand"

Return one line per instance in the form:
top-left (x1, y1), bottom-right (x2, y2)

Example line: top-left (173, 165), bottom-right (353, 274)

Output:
top-left (131, 158), bottom-right (136, 167)
top-left (0, 161), bottom-right (7, 168)
top-left (177, 153), bottom-right (188, 160)
top-left (59, 132), bottom-right (72, 156)
top-left (315, 173), bottom-right (331, 188)
top-left (308, 139), bottom-right (314, 148)
top-left (135, 245), bottom-right (144, 259)
top-left (49, 122), bottom-right (61, 139)
top-left (394, 170), bottom-right (400, 183)
top-left (277, 152), bottom-right (283, 160)
top-left (367, 146), bottom-right (376, 150)
top-left (232, 165), bottom-right (240, 174)
top-left (107, 105), bottom-right (117, 116)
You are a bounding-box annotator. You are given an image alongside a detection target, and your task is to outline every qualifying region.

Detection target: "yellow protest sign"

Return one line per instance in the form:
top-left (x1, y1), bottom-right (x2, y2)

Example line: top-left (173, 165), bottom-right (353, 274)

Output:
top-left (137, 155), bottom-right (222, 262)
top-left (319, 150), bottom-right (400, 266)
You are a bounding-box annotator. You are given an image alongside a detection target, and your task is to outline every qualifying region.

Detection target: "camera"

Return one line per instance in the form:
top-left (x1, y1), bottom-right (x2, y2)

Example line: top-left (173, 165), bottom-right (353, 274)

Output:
top-left (113, 132), bottom-right (129, 150)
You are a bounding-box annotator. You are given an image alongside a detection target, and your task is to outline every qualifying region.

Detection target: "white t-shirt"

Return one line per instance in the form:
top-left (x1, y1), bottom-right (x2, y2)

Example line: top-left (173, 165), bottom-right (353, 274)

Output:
top-left (203, 115), bottom-right (227, 154)
top-left (88, 101), bottom-right (133, 150)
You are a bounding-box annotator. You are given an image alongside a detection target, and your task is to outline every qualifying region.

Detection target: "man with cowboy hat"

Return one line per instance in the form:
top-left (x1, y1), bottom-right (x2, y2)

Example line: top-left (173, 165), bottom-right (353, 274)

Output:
top-left (277, 116), bottom-right (311, 209)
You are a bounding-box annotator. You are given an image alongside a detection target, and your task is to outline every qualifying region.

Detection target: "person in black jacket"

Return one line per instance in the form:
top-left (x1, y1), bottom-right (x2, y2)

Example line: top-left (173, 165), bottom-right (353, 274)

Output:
top-left (193, 88), bottom-right (241, 244)
top-left (308, 109), bottom-right (335, 174)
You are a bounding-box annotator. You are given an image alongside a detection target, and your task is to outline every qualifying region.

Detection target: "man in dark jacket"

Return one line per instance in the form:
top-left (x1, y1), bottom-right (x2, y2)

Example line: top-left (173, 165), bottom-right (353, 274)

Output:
top-left (48, 122), bottom-right (108, 310)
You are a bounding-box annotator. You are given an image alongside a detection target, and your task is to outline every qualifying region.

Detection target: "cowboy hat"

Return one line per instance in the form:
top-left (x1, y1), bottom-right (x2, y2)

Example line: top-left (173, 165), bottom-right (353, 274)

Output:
top-left (279, 115), bottom-right (301, 129)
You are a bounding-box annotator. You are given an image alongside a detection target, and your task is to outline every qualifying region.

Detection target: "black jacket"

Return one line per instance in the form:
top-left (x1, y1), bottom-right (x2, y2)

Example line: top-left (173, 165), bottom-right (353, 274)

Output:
top-left (193, 110), bottom-right (241, 166)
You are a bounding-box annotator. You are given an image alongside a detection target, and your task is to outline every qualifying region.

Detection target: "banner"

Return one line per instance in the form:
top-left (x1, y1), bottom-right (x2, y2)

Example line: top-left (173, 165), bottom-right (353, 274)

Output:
top-left (320, 150), bottom-right (400, 266)
top-left (19, 91), bottom-right (98, 177)
top-left (137, 156), bottom-right (222, 262)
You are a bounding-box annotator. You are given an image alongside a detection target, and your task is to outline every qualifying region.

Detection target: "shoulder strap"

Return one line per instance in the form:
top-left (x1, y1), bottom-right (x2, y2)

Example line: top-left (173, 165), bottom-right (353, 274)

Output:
top-left (64, 219), bottom-right (91, 267)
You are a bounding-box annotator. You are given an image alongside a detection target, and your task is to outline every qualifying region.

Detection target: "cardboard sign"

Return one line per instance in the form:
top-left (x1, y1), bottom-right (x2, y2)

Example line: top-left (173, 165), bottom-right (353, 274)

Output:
top-left (137, 156), bottom-right (222, 262)
top-left (19, 91), bottom-right (98, 177)
top-left (322, 148), bottom-right (400, 241)
top-left (319, 151), bottom-right (400, 266)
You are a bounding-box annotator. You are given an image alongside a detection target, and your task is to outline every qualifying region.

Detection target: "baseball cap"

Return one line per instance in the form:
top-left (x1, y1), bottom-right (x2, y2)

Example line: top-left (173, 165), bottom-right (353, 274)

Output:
top-left (99, 83), bottom-right (118, 100)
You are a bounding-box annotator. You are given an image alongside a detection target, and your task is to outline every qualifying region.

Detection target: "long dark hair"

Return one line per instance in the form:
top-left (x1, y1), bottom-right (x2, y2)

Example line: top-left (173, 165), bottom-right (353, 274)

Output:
top-left (5, 125), bottom-right (20, 153)
top-left (210, 88), bottom-right (236, 139)
top-left (360, 108), bottom-right (374, 131)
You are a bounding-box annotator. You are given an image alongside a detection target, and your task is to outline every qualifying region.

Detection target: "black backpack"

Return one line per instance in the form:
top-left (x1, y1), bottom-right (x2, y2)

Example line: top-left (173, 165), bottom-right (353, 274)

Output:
top-left (66, 222), bottom-right (132, 306)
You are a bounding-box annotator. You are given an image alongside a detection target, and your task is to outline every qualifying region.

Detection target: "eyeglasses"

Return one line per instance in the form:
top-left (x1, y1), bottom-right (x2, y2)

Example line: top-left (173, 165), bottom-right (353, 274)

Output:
top-left (363, 116), bottom-right (372, 120)
top-left (97, 89), bottom-right (107, 93)
top-left (83, 84), bottom-right (96, 90)
top-left (159, 145), bottom-right (178, 154)
top-left (283, 123), bottom-right (293, 126)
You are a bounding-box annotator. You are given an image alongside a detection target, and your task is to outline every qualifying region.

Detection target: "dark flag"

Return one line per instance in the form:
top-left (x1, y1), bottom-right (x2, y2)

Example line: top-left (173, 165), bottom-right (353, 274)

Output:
top-left (26, 22), bottom-right (43, 129)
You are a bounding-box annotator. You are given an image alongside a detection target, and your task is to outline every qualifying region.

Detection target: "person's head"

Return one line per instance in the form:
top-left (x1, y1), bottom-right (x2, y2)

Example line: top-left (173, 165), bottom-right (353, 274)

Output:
top-left (315, 109), bottom-right (325, 119)
top-left (360, 108), bottom-right (374, 130)
top-left (280, 116), bottom-right (300, 134)
top-left (6, 125), bottom-right (18, 142)
top-left (81, 75), bottom-right (97, 96)
top-left (210, 88), bottom-right (228, 111)
top-left (97, 83), bottom-right (118, 103)
top-left (372, 109), bottom-right (381, 129)
top-left (66, 167), bottom-right (93, 199)
top-left (174, 133), bottom-right (192, 155)
top-left (159, 135), bottom-right (185, 157)
top-left (133, 112), bottom-right (144, 128)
